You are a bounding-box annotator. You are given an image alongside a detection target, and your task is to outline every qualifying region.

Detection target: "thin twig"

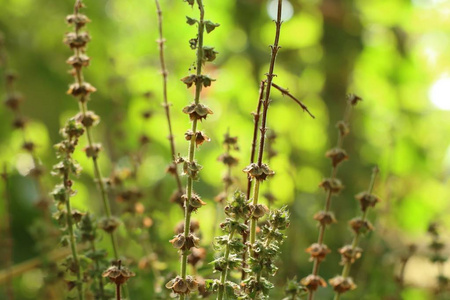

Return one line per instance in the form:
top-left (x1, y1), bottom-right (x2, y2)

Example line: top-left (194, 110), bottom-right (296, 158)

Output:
top-left (271, 82), bottom-right (315, 118)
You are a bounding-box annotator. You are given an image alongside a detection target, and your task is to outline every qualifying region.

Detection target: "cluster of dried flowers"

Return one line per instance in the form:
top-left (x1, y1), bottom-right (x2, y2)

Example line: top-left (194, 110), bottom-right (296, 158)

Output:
top-left (302, 94), bottom-right (361, 299)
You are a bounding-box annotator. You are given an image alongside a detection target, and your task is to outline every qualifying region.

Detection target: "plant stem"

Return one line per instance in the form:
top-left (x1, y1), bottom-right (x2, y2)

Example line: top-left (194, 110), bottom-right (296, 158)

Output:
top-left (89, 241), bottom-right (105, 298)
top-left (333, 168), bottom-right (378, 300)
top-left (308, 100), bottom-right (354, 300)
top-left (155, 0), bottom-right (183, 193)
top-left (1, 165), bottom-right (14, 300)
top-left (180, 1), bottom-right (205, 299)
top-left (61, 153), bottom-right (84, 300)
top-left (242, 80), bottom-right (265, 280)
top-left (71, 1), bottom-right (119, 260)
top-left (217, 229), bottom-right (236, 300)
top-left (116, 284), bottom-right (121, 300)
top-left (248, 0), bottom-right (283, 260)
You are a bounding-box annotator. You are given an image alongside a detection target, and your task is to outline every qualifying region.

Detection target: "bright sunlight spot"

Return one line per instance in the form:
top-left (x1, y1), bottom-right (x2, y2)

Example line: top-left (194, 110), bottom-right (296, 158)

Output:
top-left (429, 77), bottom-right (450, 110)
top-left (267, 0), bottom-right (293, 21)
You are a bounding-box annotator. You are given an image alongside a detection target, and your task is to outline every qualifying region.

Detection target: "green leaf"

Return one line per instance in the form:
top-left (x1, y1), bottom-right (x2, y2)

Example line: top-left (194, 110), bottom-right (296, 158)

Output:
top-left (186, 16), bottom-right (198, 25)
top-left (205, 20), bottom-right (220, 33)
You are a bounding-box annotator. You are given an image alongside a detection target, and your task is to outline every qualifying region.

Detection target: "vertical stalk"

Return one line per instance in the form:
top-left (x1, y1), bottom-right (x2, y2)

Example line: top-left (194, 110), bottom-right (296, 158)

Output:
top-left (307, 99), bottom-right (356, 300)
top-left (70, 0), bottom-right (119, 260)
top-left (333, 168), bottom-right (378, 300)
top-left (180, 1), bottom-right (205, 299)
top-left (1, 165), bottom-right (14, 300)
top-left (248, 0), bottom-right (283, 255)
top-left (217, 229), bottom-right (236, 300)
top-left (64, 167), bottom-right (84, 300)
top-left (155, 0), bottom-right (183, 193)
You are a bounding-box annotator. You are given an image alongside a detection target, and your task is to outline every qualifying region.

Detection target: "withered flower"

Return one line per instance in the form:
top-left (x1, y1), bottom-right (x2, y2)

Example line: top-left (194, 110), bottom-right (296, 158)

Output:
top-left (4, 93), bottom-right (23, 111)
top-left (102, 260), bottom-right (135, 285)
top-left (305, 243), bottom-right (331, 262)
top-left (64, 32), bottom-right (91, 49)
top-left (355, 192), bottom-right (380, 211)
top-left (75, 111), bottom-right (99, 127)
top-left (166, 275), bottom-right (198, 295)
top-left (67, 82), bottom-right (97, 98)
top-left (170, 233), bottom-right (199, 250)
top-left (336, 120), bottom-right (349, 137)
top-left (313, 211), bottom-right (337, 226)
top-left (66, 54), bottom-right (90, 69)
top-left (325, 148), bottom-right (348, 167)
top-left (175, 219), bottom-right (200, 234)
top-left (181, 74), bottom-right (197, 88)
top-left (338, 245), bottom-right (362, 264)
top-left (182, 102), bottom-right (213, 121)
top-left (99, 216), bottom-right (121, 233)
top-left (319, 178), bottom-right (344, 194)
top-left (83, 143), bottom-right (102, 158)
top-left (329, 276), bottom-right (356, 294)
top-left (347, 94), bottom-right (363, 106)
top-left (66, 14), bottom-right (91, 27)
top-left (301, 275), bottom-right (327, 291)
top-left (218, 153), bottom-right (238, 166)
top-left (349, 218), bottom-right (374, 234)
top-left (188, 247), bottom-right (206, 267)
top-left (243, 163), bottom-right (275, 181)
top-left (252, 204), bottom-right (269, 219)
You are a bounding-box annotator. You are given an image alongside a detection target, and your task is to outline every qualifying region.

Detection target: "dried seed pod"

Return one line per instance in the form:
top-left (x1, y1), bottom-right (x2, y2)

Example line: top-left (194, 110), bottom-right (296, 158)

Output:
top-left (99, 216), bottom-right (121, 233)
top-left (313, 211), bottom-right (337, 226)
top-left (325, 148), bottom-right (348, 167)
top-left (67, 82), bottom-right (96, 98)
top-left (305, 243), bottom-right (331, 262)
top-left (301, 275), bottom-right (327, 291)
top-left (102, 260), bottom-right (135, 285)
top-left (355, 192), bottom-right (380, 211)
top-left (182, 102), bottom-right (214, 121)
top-left (329, 276), bottom-right (356, 294)
top-left (319, 178), bottom-right (344, 194)
top-left (243, 163), bottom-right (275, 181)
top-left (349, 217), bottom-right (374, 234)
top-left (338, 245), bottom-right (362, 264)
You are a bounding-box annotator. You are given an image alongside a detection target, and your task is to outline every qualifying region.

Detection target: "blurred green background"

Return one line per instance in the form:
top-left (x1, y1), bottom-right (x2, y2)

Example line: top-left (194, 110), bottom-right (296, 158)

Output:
top-left (1, 0), bottom-right (450, 299)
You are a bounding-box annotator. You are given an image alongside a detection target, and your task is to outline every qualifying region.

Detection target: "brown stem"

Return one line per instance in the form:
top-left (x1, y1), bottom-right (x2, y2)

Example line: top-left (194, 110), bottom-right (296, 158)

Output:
top-left (155, 0), bottom-right (183, 193)
top-left (116, 284), bottom-right (121, 300)
top-left (271, 82), bottom-right (315, 118)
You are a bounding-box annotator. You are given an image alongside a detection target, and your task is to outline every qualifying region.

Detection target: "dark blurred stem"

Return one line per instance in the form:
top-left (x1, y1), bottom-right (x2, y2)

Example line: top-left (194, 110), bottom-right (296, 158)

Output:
top-left (334, 168), bottom-right (378, 300)
top-left (308, 101), bottom-right (353, 300)
top-left (116, 284), bottom-right (121, 300)
top-left (1, 165), bottom-right (14, 300)
top-left (155, 0), bottom-right (183, 193)
top-left (89, 241), bottom-right (105, 298)
top-left (180, 1), bottom-right (205, 300)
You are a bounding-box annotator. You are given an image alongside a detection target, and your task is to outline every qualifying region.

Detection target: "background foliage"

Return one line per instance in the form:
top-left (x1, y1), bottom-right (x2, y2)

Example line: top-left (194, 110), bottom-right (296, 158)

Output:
top-left (1, 0), bottom-right (450, 299)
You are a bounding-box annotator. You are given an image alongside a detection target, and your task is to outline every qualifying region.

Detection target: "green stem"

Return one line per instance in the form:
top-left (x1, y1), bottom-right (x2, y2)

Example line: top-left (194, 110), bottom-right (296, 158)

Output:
top-left (249, 180), bottom-right (261, 246)
top-left (64, 168), bottom-right (84, 300)
top-left (217, 229), bottom-right (236, 300)
top-left (180, 1), bottom-right (205, 299)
